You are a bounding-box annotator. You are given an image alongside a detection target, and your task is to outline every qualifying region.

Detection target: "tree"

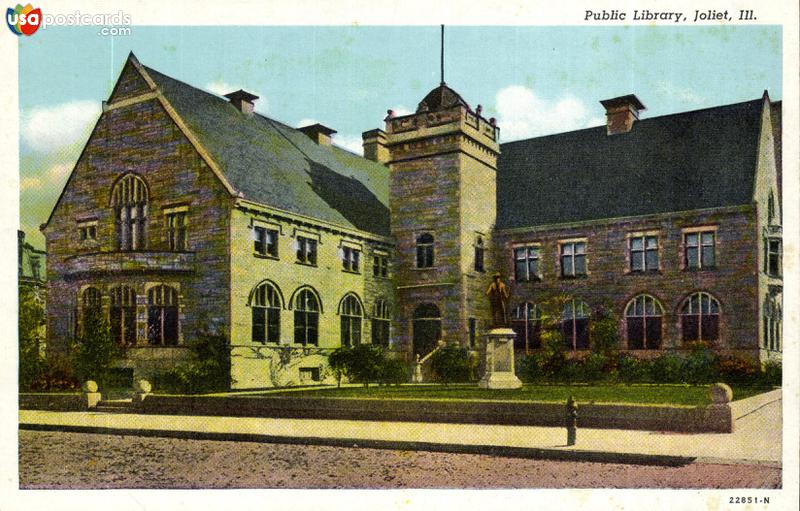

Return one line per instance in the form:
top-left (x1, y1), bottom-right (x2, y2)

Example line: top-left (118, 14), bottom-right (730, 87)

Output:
top-left (18, 288), bottom-right (45, 390)
top-left (71, 307), bottom-right (120, 384)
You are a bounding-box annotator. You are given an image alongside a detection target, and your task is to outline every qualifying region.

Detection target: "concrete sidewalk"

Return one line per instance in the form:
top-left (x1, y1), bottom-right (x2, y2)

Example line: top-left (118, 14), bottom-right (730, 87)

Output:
top-left (19, 390), bottom-right (781, 467)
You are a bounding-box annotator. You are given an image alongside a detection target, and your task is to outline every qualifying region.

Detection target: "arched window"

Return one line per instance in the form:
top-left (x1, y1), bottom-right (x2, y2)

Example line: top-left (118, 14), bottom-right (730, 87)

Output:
top-left (412, 303), bottom-right (441, 357)
top-left (251, 282), bottom-right (281, 344)
top-left (111, 174), bottom-right (148, 251)
top-left (294, 289), bottom-right (319, 346)
top-left (110, 286), bottom-right (137, 345)
top-left (416, 233), bottom-right (434, 268)
top-left (625, 295), bottom-right (664, 349)
top-left (340, 294), bottom-right (363, 347)
top-left (511, 302), bottom-right (541, 351)
top-left (561, 300), bottom-right (590, 350)
top-left (680, 292), bottom-right (720, 343)
top-left (147, 285), bottom-right (179, 345)
top-left (371, 299), bottom-right (391, 347)
top-left (763, 293), bottom-right (782, 352)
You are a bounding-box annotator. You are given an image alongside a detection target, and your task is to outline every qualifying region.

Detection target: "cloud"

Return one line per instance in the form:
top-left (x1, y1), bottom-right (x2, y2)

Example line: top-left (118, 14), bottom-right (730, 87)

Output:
top-left (333, 134), bottom-right (364, 156)
top-left (21, 100), bottom-right (101, 153)
top-left (389, 105), bottom-right (413, 117)
top-left (20, 162), bottom-right (73, 192)
top-left (206, 81), bottom-right (267, 112)
top-left (494, 85), bottom-right (602, 140)
top-left (655, 81), bottom-right (705, 105)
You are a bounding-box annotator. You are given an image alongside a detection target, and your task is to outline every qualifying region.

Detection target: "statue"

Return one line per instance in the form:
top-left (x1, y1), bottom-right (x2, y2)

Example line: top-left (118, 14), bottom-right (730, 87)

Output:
top-left (486, 272), bottom-right (510, 328)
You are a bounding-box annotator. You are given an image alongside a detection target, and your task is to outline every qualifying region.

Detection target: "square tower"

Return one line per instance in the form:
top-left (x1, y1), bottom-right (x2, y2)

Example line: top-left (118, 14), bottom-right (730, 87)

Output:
top-left (382, 84), bottom-right (500, 358)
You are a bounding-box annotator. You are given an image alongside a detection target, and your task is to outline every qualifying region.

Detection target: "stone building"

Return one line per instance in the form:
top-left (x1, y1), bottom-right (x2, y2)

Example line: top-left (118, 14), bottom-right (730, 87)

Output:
top-left (42, 53), bottom-right (781, 388)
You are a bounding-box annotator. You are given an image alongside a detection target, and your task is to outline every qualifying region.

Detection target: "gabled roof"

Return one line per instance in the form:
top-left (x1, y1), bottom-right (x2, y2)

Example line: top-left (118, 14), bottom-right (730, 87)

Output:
top-left (143, 66), bottom-right (390, 237)
top-left (496, 98), bottom-right (766, 229)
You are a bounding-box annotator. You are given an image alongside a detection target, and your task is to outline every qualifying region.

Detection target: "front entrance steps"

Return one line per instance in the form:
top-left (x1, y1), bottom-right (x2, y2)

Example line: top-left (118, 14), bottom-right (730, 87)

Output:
top-left (94, 398), bottom-right (135, 414)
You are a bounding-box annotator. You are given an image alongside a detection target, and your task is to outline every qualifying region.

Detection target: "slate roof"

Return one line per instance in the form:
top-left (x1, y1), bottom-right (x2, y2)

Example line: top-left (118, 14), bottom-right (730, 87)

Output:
top-left (496, 99), bottom-right (765, 230)
top-left (417, 83), bottom-right (470, 113)
top-left (144, 67), bottom-right (391, 237)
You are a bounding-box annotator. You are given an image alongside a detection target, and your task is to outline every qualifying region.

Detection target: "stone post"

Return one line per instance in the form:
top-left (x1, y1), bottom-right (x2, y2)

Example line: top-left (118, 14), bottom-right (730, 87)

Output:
top-left (133, 379), bottom-right (152, 403)
top-left (83, 380), bottom-right (101, 409)
top-left (566, 396), bottom-right (578, 446)
top-left (478, 328), bottom-right (522, 389)
top-left (708, 382), bottom-right (734, 433)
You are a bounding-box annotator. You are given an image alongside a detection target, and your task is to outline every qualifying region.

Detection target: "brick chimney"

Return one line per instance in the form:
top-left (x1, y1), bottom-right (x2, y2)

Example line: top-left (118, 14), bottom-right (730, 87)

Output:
top-left (298, 123), bottom-right (337, 146)
top-left (224, 90), bottom-right (259, 115)
top-left (600, 94), bottom-right (646, 135)
top-left (362, 128), bottom-right (389, 164)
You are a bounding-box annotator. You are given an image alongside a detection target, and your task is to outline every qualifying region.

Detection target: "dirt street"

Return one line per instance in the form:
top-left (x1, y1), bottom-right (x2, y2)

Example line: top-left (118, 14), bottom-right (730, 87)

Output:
top-left (19, 430), bottom-right (781, 489)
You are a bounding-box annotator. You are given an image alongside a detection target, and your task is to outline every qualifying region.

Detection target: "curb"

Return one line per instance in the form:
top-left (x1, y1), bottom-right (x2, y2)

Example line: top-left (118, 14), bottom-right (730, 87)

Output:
top-left (19, 422), bottom-right (696, 467)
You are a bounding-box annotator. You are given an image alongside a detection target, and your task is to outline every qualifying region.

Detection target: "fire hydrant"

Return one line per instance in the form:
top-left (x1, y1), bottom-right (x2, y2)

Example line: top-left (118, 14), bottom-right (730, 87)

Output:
top-left (566, 396), bottom-right (578, 446)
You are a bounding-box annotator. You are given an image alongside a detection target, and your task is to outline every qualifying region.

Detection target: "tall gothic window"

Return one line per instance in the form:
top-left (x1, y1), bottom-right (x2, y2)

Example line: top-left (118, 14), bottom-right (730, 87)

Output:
top-left (371, 299), bottom-right (391, 347)
top-left (680, 292), bottom-right (720, 343)
top-left (561, 300), bottom-right (590, 350)
top-left (416, 233), bottom-right (434, 268)
top-left (81, 287), bottom-right (102, 336)
top-left (251, 281), bottom-right (281, 343)
top-left (294, 289), bottom-right (320, 346)
top-left (111, 174), bottom-right (149, 251)
top-left (511, 302), bottom-right (541, 351)
top-left (147, 285), bottom-right (179, 346)
top-left (110, 286), bottom-right (137, 345)
top-left (625, 295), bottom-right (663, 349)
top-left (340, 294), bottom-right (363, 347)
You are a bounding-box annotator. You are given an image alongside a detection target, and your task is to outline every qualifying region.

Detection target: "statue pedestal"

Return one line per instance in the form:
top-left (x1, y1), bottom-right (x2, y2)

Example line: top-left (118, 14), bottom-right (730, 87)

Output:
top-left (478, 328), bottom-right (522, 389)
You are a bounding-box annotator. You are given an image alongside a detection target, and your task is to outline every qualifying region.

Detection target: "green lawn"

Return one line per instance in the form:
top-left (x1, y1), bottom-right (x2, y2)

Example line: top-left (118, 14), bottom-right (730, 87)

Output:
top-left (262, 384), bottom-right (776, 407)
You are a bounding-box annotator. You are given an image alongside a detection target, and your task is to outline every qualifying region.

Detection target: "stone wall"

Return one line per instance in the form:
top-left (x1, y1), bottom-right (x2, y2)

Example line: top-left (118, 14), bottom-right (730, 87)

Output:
top-left (494, 206), bottom-right (762, 357)
top-left (43, 61), bottom-right (232, 380)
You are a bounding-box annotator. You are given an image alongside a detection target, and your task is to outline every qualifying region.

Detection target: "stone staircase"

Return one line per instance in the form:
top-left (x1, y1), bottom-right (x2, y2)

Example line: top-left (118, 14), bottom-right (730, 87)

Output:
top-left (93, 398), bottom-right (135, 413)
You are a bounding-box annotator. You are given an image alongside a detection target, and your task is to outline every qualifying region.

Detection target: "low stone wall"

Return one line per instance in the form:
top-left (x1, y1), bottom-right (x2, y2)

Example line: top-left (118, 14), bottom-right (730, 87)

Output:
top-left (19, 393), bottom-right (86, 412)
top-left (139, 395), bottom-right (732, 433)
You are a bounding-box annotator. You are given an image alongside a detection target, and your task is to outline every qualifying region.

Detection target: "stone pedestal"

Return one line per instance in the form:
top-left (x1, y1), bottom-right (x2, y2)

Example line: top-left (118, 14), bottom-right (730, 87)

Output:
top-left (478, 328), bottom-right (522, 389)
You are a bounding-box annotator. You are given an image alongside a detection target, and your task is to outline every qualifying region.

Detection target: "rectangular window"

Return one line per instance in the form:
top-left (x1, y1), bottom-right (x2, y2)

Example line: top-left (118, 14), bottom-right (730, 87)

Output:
top-left (630, 235), bottom-right (658, 272)
top-left (254, 226), bottom-right (278, 257)
top-left (468, 318), bottom-right (477, 348)
top-left (79, 225), bottom-right (97, 241)
top-left (166, 212), bottom-right (188, 251)
top-left (474, 242), bottom-right (485, 273)
top-left (342, 246), bottom-right (361, 273)
top-left (514, 245), bottom-right (540, 281)
top-left (296, 236), bottom-right (318, 265)
top-left (767, 239), bottom-right (781, 277)
top-left (373, 254), bottom-right (388, 277)
top-left (684, 231), bottom-right (715, 269)
top-left (371, 318), bottom-right (390, 347)
top-left (560, 241), bottom-right (586, 277)
top-left (299, 367), bottom-right (321, 382)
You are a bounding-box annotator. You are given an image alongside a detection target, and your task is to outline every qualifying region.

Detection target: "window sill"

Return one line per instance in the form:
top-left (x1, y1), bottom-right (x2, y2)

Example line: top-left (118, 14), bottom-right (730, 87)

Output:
top-left (625, 270), bottom-right (663, 276)
top-left (372, 274), bottom-right (390, 279)
top-left (295, 261), bottom-right (318, 268)
top-left (413, 266), bottom-right (438, 271)
top-left (560, 274), bottom-right (588, 280)
top-left (342, 269), bottom-right (361, 275)
top-left (253, 253), bottom-right (279, 260)
top-left (513, 276), bottom-right (543, 283)
top-left (683, 266), bottom-right (717, 272)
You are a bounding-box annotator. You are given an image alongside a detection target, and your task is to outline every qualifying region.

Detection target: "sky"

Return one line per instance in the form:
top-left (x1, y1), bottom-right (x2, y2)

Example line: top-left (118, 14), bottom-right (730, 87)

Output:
top-left (18, 25), bottom-right (782, 249)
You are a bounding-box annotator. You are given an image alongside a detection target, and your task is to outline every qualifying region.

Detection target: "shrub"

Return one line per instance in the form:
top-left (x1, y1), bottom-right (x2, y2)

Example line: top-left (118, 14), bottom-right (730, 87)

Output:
top-left (29, 354), bottom-right (80, 391)
top-left (517, 353), bottom-right (545, 383)
top-left (718, 355), bottom-right (759, 385)
top-left (651, 353), bottom-right (684, 383)
top-left (539, 329), bottom-right (566, 378)
top-left (71, 307), bottom-right (120, 384)
top-left (429, 343), bottom-right (471, 384)
top-left (589, 302), bottom-right (620, 357)
top-left (159, 331), bottom-right (231, 394)
top-left (18, 287), bottom-right (45, 390)
top-left (378, 356), bottom-right (409, 385)
top-left (617, 353), bottom-right (651, 383)
top-left (761, 360), bottom-right (782, 386)
top-left (557, 359), bottom-right (583, 384)
top-left (328, 347), bottom-right (351, 387)
top-left (581, 353), bottom-right (608, 382)
top-left (682, 341), bottom-right (719, 384)
top-left (347, 344), bottom-right (386, 386)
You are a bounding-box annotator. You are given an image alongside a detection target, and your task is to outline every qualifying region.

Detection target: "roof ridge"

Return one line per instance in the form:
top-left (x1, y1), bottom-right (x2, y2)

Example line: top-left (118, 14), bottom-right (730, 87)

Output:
top-left (500, 97), bottom-right (765, 147)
